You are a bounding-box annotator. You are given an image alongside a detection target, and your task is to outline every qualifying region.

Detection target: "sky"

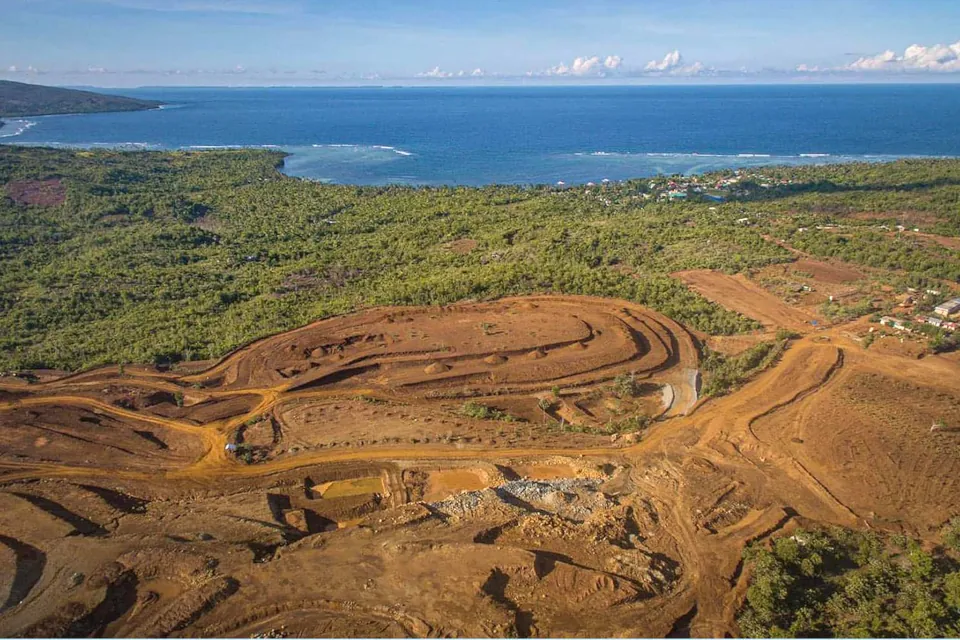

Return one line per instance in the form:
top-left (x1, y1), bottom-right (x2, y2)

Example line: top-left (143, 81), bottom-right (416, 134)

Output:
top-left (2, 0), bottom-right (960, 86)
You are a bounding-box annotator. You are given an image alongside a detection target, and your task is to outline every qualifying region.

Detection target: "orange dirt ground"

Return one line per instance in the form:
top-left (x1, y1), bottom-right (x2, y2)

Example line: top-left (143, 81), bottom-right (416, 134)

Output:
top-left (789, 258), bottom-right (864, 284)
top-left (1, 294), bottom-right (959, 637)
top-left (674, 270), bottom-right (822, 332)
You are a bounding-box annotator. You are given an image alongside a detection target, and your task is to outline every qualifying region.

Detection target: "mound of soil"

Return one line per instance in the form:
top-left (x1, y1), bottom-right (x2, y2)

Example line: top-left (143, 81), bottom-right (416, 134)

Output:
top-left (424, 362), bottom-right (451, 374)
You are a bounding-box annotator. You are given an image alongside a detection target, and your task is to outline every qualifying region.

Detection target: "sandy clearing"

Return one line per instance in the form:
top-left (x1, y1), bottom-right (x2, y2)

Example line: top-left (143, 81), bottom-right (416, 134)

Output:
top-left (674, 270), bottom-right (822, 332)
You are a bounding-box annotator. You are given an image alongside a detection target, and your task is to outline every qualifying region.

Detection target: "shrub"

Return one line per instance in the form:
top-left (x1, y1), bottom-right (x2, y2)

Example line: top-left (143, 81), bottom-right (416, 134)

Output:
top-left (943, 517), bottom-right (960, 552)
top-left (775, 328), bottom-right (801, 341)
top-left (459, 401), bottom-right (518, 422)
top-left (613, 373), bottom-right (643, 398)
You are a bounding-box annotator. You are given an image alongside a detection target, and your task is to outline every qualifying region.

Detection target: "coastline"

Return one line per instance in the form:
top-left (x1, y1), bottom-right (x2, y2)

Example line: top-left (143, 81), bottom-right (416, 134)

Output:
top-left (3, 84), bottom-right (959, 185)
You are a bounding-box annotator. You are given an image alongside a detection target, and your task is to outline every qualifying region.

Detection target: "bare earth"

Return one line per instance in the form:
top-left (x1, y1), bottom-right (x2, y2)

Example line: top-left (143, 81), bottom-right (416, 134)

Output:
top-left (1, 294), bottom-right (958, 637)
top-left (674, 270), bottom-right (822, 332)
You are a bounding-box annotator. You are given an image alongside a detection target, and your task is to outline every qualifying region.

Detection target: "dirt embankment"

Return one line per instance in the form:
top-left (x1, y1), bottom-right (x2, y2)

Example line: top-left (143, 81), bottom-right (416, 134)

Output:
top-left (2, 295), bottom-right (959, 637)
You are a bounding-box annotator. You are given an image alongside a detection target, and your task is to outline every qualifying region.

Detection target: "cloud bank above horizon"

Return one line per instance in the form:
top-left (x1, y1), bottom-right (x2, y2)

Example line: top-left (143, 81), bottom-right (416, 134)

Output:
top-left (7, 40), bottom-right (960, 86)
top-left (1, 0), bottom-right (959, 86)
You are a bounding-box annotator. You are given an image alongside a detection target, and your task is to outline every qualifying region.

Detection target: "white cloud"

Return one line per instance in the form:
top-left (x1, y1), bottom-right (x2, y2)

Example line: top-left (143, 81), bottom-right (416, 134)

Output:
top-left (848, 50), bottom-right (897, 71)
top-left (845, 41), bottom-right (960, 71)
top-left (544, 61), bottom-right (568, 75)
top-left (536, 54), bottom-right (623, 77)
top-left (4, 65), bottom-right (41, 75)
top-left (604, 55), bottom-right (622, 70)
top-left (417, 66), bottom-right (455, 78)
top-left (645, 50), bottom-right (682, 71)
top-left (415, 66), bottom-right (486, 79)
top-left (792, 40), bottom-right (960, 74)
top-left (571, 56), bottom-right (602, 74)
top-left (642, 50), bottom-right (705, 75)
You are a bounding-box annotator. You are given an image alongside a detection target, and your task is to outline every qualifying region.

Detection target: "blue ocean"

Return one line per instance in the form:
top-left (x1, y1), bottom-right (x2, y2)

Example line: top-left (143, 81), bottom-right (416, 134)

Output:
top-left (4, 84), bottom-right (960, 185)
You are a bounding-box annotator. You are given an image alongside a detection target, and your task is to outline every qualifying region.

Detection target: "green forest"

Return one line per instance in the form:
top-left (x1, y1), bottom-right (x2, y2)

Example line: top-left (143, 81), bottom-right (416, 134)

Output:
top-left (739, 522), bottom-right (960, 637)
top-left (1, 146), bottom-right (959, 372)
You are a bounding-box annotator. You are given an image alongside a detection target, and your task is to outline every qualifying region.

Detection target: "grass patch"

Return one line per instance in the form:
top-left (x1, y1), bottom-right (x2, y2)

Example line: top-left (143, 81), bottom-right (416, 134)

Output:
top-left (459, 401), bottom-right (519, 422)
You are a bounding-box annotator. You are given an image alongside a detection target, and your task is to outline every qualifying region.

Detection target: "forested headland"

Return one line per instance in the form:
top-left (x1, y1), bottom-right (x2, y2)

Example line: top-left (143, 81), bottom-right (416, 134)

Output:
top-left (0, 80), bottom-right (161, 118)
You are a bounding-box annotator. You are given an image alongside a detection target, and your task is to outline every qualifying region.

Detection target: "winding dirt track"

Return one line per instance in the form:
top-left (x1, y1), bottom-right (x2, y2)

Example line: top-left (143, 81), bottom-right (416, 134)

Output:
top-left (1, 295), bottom-right (958, 638)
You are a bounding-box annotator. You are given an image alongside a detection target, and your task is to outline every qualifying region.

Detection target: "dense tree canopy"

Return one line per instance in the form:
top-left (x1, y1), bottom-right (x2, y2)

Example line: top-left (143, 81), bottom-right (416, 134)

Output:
top-left (739, 525), bottom-right (960, 637)
top-left (1, 147), bottom-right (958, 372)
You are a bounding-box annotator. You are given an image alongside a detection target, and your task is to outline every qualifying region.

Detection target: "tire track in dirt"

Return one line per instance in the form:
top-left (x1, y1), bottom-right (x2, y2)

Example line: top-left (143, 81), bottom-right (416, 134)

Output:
top-left (3, 295), bottom-right (944, 637)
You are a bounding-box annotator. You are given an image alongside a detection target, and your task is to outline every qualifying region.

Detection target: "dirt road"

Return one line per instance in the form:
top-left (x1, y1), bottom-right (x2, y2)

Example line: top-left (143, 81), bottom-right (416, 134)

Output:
top-left (2, 295), bottom-right (958, 638)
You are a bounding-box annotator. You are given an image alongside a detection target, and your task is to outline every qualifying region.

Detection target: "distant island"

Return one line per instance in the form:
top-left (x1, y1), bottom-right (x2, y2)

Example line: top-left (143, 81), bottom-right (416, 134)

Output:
top-left (0, 79), bottom-right (162, 118)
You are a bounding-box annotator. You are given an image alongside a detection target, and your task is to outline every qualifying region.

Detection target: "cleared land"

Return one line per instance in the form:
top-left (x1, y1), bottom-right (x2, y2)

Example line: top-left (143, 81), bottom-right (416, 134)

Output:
top-left (674, 270), bottom-right (822, 332)
top-left (2, 291), bottom-right (958, 637)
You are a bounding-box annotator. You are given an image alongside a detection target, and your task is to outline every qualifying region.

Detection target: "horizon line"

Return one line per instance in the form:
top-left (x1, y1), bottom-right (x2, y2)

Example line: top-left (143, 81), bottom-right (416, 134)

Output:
top-left (49, 78), bottom-right (960, 90)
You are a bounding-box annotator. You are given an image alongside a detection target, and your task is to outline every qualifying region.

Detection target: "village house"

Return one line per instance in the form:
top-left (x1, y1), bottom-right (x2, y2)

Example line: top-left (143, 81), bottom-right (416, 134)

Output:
top-left (934, 298), bottom-right (960, 317)
top-left (880, 316), bottom-right (911, 331)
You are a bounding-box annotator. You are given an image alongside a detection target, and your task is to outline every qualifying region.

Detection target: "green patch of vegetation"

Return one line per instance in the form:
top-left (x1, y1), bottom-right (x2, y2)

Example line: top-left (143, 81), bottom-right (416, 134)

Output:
top-left (0, 146), bottom-right (777, 371)
top-left (790, 230), bottom-right (960, 283)
top-left (944, 517), bottom-right (960, 552)
top-left (912, 323), bottom-right (960, 354)
top-left (232, 443), bottom-right (257, 465)
top-left (701, 339), bottom-right (789, 397)
top-left (612, 372), bottom-right (644, 398)
top-left (459, 401), bottom-right (519, 422)
top-left (2, 148), bottom-right (960, 372)
top-left (553, 414), bottom-right (650, 437)
top-left (601, 414), bottom-right (651, 435)
top-left (537, 397), bottom-right (556, 413)
top-left (738, 526), bottom-right (960, 637)
top-left (775, 328), bottom-right (802, 341)
top-left (820, 298), bottom-right (875, 323)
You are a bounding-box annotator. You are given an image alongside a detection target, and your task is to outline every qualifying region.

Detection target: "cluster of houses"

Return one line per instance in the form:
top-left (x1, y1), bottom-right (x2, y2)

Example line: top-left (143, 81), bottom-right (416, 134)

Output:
top-left (566, 168), bottom-right (805, 208)
top-left (880, 315), bottom-right (959, 333)
top-left (612, 169), bottom-right (801, 203)
top-left (879, 296), bottom-right (960, 333)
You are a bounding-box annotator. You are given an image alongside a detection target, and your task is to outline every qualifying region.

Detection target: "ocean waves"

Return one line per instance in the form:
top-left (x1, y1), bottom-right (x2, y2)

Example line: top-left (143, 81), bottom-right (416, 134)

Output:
top-left (568, 150), bottom-right (940, 165)
top-left (0, 119), bottom-right (38, 138)
top-left (570, 150), bottom-right (898, 160)
top-left (311, 143), bottom-right (413, 157)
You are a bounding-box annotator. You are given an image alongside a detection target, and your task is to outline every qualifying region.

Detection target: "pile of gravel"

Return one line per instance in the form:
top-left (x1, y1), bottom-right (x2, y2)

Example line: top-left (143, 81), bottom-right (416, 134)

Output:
top-left (429, 479), bottom-right (612, 521)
